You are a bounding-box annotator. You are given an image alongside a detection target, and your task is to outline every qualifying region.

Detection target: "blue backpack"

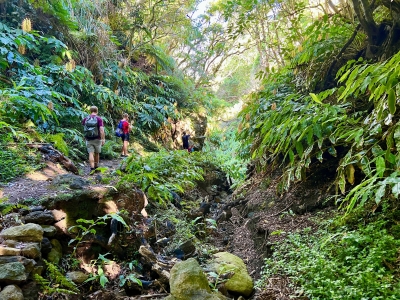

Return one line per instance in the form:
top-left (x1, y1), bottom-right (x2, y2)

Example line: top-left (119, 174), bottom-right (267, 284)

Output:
top-left (115, 120), bottom-right (123, 137)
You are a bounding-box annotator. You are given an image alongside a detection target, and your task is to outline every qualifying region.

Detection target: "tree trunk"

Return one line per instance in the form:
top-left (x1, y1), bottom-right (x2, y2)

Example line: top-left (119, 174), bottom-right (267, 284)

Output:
top-left (351, 0), bottom-right (379, 58)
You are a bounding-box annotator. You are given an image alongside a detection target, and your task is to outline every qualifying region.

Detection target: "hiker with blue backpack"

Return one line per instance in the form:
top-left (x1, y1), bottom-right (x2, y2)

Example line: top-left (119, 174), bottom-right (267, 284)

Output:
top-left (115, 113), bottom-right (132, 157)
top-left (82, 106), bottom-right (105, 172)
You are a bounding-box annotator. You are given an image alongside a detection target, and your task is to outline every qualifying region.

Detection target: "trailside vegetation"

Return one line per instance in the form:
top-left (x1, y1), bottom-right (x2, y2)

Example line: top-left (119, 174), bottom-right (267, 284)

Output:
top-left (231, 0), bottom-right (400, 297)
top-left (2, 0), bottom-right (400, 298)
top-left (0, 0), bottom-right (217, 181)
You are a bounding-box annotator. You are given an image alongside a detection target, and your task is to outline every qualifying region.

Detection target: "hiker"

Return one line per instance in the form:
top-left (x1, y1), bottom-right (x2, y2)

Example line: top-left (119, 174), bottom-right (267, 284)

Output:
top-left (182, 131), bottom-right (190, 150)
top-left (82, 106), bottom-right (105, 172)
top-left (119, 113), bottom-right (132, 157)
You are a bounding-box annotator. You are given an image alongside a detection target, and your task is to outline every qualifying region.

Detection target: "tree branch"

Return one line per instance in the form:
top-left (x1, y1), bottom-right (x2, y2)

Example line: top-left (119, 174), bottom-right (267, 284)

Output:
top-left (323, 24), bottom-right (362, 88)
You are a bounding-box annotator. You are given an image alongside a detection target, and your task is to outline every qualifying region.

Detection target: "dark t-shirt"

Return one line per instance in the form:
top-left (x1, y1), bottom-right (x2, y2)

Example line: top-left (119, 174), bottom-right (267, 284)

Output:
top-left (182, 134), bottom-right (190, 149)
top-left (82, 114), bottom-right (104, 140)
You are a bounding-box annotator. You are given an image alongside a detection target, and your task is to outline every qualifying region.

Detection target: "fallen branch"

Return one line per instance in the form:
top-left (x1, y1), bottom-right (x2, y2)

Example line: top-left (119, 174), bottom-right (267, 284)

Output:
top-left (139, 294), bottom-right (169, 299)
top-left (27, 144), bottom-right (79, 174)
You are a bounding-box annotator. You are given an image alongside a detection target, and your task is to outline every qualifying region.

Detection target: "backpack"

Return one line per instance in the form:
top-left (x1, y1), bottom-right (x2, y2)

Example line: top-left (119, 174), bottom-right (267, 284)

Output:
top-left (83, 115), bottom-right (99, 138)
top-left (115, 120), bottom-right (123, 137)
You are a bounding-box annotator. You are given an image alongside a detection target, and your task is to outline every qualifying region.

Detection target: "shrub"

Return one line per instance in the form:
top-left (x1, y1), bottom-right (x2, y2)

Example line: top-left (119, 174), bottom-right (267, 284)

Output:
top-left (260, 216), bottom-right (400, 299)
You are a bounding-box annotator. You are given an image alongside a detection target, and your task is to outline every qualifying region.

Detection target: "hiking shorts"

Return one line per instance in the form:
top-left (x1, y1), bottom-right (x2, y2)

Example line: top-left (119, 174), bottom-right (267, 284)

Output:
top-left (86, 139), bottom-right (102, 153)
top-left (121, 133), bottom-right (130, 142)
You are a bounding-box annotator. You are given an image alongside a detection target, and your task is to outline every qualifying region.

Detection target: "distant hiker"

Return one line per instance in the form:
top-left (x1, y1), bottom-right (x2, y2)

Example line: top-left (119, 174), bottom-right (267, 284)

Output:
top-left (82, 106), bottom-right (105, 172)
top-left (119, 113), bottom-right (132, 157)
top-left (182, 131), bottom-right (190, 150)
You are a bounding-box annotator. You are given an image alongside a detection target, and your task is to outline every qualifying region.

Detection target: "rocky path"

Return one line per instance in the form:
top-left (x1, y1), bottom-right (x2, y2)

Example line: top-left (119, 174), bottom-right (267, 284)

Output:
top-left (0, 154), bottom-right (259, 299)
top-left (0, 158), bottom-right (123, 204)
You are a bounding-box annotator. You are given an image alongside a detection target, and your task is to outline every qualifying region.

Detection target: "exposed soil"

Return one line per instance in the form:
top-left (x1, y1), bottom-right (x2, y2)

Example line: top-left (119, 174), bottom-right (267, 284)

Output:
top-left (211, 162), bottom-right (337, 300)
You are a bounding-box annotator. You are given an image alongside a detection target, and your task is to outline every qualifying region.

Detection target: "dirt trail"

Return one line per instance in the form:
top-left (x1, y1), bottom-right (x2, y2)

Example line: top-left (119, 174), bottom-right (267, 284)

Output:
top-left (0, 158), bottom-right (123, 203)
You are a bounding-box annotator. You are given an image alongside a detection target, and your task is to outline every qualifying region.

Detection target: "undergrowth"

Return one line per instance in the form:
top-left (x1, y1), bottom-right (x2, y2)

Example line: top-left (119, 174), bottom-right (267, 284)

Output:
top-left (203, 126), bottom-right (247, 189)
top-left (259, 202), bottom-right (400, 299)
top-left (0, 143), bottom-right (43, 184)
top-left (118, 149), bottom-right (205, 204)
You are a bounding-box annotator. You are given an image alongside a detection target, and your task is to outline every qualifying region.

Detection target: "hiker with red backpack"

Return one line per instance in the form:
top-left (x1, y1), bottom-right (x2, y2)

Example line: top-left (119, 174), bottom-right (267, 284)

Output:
top-left (116, 113), bottom-right (132, 157)
top-left (82, 106), bottom-right (105, 172)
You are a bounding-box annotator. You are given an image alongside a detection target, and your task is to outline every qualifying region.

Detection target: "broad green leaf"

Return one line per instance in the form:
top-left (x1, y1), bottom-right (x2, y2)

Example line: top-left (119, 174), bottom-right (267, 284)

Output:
top-left (307, 129), bottom-right (313, 145)
top-left (346, 164), bottom-right (355, 185)
top-left (313, 123), bottom-right (322, 139)
top-left (295, 142), bottom-right (303, 157)
top-left (110, 213), bottom-right (128, 228)
top-left (371, 145), bottom-right (384, 157)
top-left (310, 93), bottom-right (322, 104)
top-left (295, 166), bottom-right (302, 180)
top-left (374, 184), bottom-right (386, 205)
top-left (99, 275), bottom-right (109, 287)
top-left (338, 173), bottom-right (346, 194)
top-left (328, 147), bottom-right (337, 157)
top-left (288, 149), bottom-right (294, 164)
top-left (385, 151), bottom-right (396, 165)
top-left (303, 144), bottom-right (314, 158)
top-left (388, 89), bottom-right (396, 114)
top-left (77, 219), bottom-right (95, 224)
top-left (394, 125), bottom-right (400, 150)
top-left (376, 156), bottom-right (385, 177)
top-left (329, 134), bottom-right (336, 144)
top-left (392, 182), bottom-right (400, 197)
top-left (317, 138), bottom-right (323, 149)
top-left (316, 150), bottom-right (323, 163)
top-left (386, 131), bottom-right (394, 149)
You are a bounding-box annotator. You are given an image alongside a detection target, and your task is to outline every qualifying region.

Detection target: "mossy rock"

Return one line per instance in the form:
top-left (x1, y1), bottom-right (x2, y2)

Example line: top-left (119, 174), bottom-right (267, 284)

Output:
top-left (166, 258), bottom-right (227, 300)
top-left (209, 252), bottom-right (253, 297)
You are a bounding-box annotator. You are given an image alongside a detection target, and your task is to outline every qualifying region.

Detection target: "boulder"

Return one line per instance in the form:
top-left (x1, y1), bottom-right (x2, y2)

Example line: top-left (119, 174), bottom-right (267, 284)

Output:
top-left (43, 189), bottom-right (105, 234)
top-left (171, 240), bottom-right (196, 259)
top-left (40, 237), bottom-right (52, 255)
top-left (19, 206), bottom-right (45, 216)
top-left (20, 281), bottom-right (40, 300)
top-left (166, 258), bottom-right (226, 300)
top-left (0, 256), bottom-right (36, 274)
top-left (47, 239), bottom-right (62, 264)
top-left (47, 248), bottom-right (62, 264)
top-left (21, 243), bottom-right (41, 259)
top-left (51, 174), bottom-right (89, 190)
top-left (0, 284), bottom-right (24, 300)
top-left (66, 271), bottom-right (89, 284)
top-left (24, 211), bottom-right (55, 225)
top-left (3, 240), bottom-right (19, 248)
top-left (0, 242), bottom-right (41, 259)
top-left (100, 187), bottom-right (147, 216)
top-left (32, 264), bottom-right (44, 276)
top-left (0, 223), bottom-right (44, 242)
top-left (41, 225), bottom-right (57, 237)
top-left (0, 246), bottom-right (21, 256)
top-left (209, 252), bottom-right (253, 297)
top-left (0, 262), bottom-right (27, 284)
top-left (50, 239), bottom-right (62, 252)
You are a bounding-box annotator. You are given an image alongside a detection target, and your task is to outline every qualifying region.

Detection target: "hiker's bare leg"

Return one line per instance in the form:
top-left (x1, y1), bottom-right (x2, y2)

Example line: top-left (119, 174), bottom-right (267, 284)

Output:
top-left (123, 141), bottom-right (129, 156)
top-left (89, 152), bottom-right (95, 168)
top-left (94, 153), bottom-right (100, 168)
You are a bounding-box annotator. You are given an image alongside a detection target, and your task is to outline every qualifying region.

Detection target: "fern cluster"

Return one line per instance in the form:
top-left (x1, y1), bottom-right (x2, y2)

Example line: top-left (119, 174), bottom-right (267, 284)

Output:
top-left (34, 259), bottom-right (79, 296)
